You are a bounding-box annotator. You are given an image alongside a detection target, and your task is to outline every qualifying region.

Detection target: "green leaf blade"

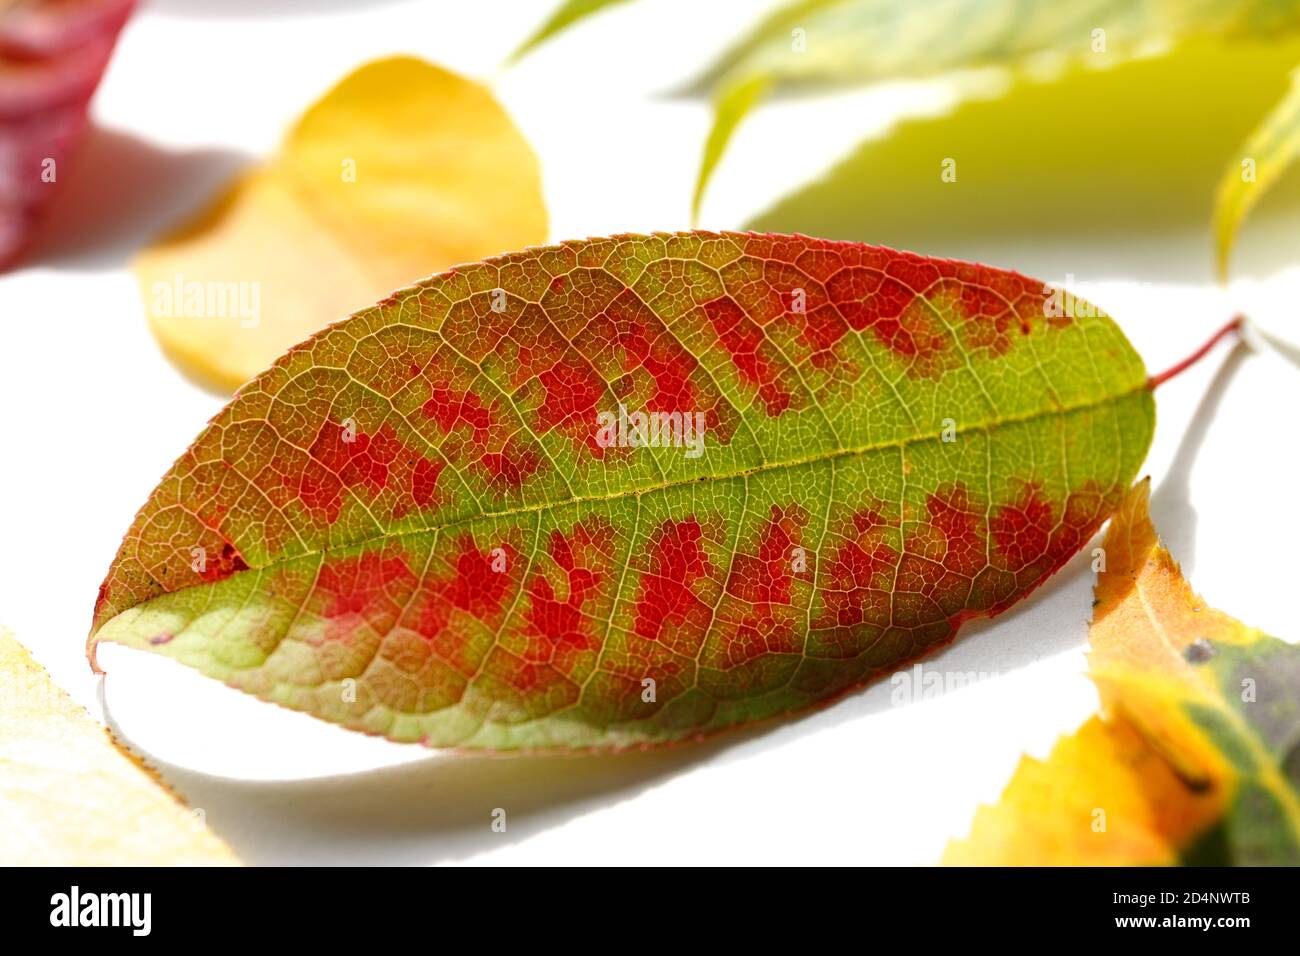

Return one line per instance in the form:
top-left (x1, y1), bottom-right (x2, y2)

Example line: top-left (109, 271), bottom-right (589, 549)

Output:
top-left (90, 232), bottom-right (1153, 751)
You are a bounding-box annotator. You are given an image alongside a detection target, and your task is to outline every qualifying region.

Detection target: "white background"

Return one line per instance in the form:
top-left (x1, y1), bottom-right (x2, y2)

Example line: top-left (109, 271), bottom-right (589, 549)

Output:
top-left (1, 0), bottom-right (1298, 865)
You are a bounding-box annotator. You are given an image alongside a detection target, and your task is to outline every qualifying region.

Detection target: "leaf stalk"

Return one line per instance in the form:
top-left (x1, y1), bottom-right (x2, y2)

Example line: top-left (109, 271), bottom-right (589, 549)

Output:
top-left (1146, 315), bottom-right (1244, 390)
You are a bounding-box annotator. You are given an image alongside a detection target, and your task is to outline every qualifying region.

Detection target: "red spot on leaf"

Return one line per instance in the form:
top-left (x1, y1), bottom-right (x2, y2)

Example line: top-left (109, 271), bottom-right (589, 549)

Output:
top-left (703, 295), bottom-right (795, 416)
top-left (990, 483), bottom-right (1055, 574)
top-left (817, 503), bottom-right (899, 634)
top-left (610, 290), bottom-right (698, 413)
top-left (432, 537), bottom-right (515, 621)
top-left (825, 265), bottom-right (953, 378)
top-left (422, 383), bottom-right (492, 440)
top-left (93, 580), bottom-right (112, 618)
top-left (893, 483), bottom-right (990, 630)
top-left (198, 541), bottom-right (249, 584)
top-left (991, 479), bottom-right (1120, 588)
top-left (408, 537), bottom-right (518, 674)
top-left (305, 537), bottom-right (521, 657)
top-left (922, 484), bottom-right (987, 579)
top-left (315, 552), bottom-right (417, 643)
top-left (633, 517), bottom-right (714, 655)
top-left (479, 438), bottom-right (543, 490)
top-left (718, 505), bottom-right (809, 666)
top-left (517, 520), bottom-right (613, 679)
top-left (411, 457), bottom-right (443, 509)
top-left (535, 352), bottom-right (607, 452)
top-left (727, 505), bottom-right (804, 606)
top-left (786, 241), bottom-right (1068, 379)
top-left (280, 420), bottom-right (443, 525)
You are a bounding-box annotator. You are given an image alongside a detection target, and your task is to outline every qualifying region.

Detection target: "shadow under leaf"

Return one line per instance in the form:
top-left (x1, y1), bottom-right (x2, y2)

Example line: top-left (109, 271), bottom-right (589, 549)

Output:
top-left (101, 691), bottom-right (750, 864)
top-left (1149, 342), bottom-right (1250, 577)
top-left (21, 125), bottom-right (247, 272)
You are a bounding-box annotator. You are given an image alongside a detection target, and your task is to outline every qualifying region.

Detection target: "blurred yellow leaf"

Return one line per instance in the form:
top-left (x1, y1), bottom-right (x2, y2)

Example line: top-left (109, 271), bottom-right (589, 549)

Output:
top-left (136, 56), bottom-right (548, 391)
top-left (697, 0), bottom-right (1298, 91)
top-left (943, 715), bottom-right (1222, 865)
top-left (0, 627), bottom-right (236, 865)
top-left (691, 0), bottom-right (1300, 213)
top-left (945, 480), bottom-right (1300, 865)
top-left (1214, 65), bottom-right (1300, 280)
top-left (749, 38), bottom-right (1300, 278)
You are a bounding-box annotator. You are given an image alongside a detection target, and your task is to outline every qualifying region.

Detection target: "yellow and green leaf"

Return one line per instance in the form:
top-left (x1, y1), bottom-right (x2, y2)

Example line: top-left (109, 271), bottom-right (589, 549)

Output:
top-left (91, 232), bottom-right (1153, 752)
top-left (946, 480), bottom-right (1300, 865)
top-left (694, 0), bottom-right (1300, 218)
top-left (694, 0), bottom-right (1298, 92)
top-left (1214, 64), bottom-right (1300, 280)
top-left (748, 37), bottom-right (1300, 271)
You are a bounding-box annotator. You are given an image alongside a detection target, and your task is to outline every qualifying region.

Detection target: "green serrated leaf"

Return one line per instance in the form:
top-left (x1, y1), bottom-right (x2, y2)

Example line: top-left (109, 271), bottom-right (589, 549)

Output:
top-left (90, 232), bottom-right (1154, 752)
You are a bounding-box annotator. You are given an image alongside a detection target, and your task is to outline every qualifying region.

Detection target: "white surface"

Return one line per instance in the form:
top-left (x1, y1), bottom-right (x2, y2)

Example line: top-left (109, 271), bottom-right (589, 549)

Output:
top-left (1, 0), bottom-right (1297, 865)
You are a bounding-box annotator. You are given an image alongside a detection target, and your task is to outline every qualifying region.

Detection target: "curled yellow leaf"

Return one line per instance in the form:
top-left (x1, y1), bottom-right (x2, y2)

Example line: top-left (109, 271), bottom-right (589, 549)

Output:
top-left (946, 480), bottom-right (1300, 865)
top-left (136, 56), bottom-right (547, 390)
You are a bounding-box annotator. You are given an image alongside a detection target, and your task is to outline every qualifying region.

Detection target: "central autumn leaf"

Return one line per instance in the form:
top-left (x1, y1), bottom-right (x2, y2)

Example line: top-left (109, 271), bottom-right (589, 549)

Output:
top-left (88, 232), bottom-right (1154, 750)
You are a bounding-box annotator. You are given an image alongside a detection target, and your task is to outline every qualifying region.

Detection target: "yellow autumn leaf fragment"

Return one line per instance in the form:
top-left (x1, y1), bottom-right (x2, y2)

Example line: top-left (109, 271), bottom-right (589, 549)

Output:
top-left (1089, 482), bottom-right (1300, 854)
top-left (136, 56), bottom-right (547, 391)
top-left (1089, 479), bottom-right (1260, 782)
top-left (946, 480), bottom-right (1300, 865)
top-left (943, 715), bottom-right (1222, 866)
top-left (0, 627), bottom-right (237, 865)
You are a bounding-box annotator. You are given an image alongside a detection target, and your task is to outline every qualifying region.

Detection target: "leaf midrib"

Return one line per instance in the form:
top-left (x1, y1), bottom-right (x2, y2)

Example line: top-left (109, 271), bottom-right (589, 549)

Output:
top-left (102, 380), bottom-right (1151, 626)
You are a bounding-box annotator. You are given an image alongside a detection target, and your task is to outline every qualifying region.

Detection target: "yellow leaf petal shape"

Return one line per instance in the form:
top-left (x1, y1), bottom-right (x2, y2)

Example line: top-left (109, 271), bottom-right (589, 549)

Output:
top-left (0, 627), bottom-right (237, 865)
top-left (136, 56), bottom-right (547, 391)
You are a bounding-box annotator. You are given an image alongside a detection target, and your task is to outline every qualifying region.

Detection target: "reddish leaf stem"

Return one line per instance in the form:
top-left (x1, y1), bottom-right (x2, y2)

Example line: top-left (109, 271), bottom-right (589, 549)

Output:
top-left (1146, 315), bottom-right (1244, 390)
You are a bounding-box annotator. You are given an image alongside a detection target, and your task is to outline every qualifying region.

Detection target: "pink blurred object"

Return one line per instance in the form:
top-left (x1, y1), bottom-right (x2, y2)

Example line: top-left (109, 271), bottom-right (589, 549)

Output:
top-left (0, 0), bottom-right (134, 268)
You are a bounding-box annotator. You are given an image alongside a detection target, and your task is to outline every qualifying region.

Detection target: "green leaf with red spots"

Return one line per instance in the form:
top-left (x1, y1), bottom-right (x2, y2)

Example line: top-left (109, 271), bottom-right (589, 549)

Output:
top-left (88, 231), bottom-right (1154, 751)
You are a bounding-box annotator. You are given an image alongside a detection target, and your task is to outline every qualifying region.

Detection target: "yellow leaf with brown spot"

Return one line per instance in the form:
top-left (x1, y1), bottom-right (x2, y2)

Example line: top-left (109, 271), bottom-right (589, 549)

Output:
top-left (0, 627), bottom-right (237, 865)
top-left (946, 480), bottom-right (1300, 865)
top-left (944, 715), bottom-right (1222, 866)
top-left (136, 56), bottom-right (547, 391)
